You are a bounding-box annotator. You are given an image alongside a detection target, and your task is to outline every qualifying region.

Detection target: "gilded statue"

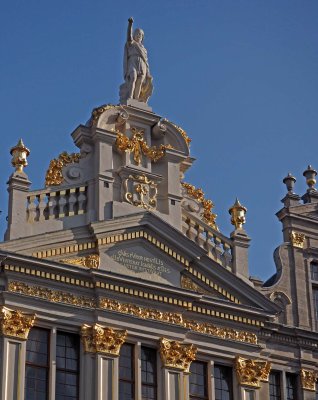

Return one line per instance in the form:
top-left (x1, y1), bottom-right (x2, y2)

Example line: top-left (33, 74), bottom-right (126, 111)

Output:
top-left (119, 17), bottom-right (153, 103)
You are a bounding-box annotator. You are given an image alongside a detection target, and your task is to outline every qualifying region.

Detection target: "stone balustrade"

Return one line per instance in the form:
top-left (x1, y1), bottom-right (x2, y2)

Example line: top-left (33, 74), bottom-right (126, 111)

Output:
top-left (182, 211), bottom-right (233, 270)
top-left (26, 185), bottom-right (87, 222)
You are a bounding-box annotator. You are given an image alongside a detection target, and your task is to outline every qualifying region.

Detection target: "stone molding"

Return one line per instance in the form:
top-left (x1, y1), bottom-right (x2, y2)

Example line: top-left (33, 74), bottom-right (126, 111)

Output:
top-left (81, 323), bottom-right (127, 355)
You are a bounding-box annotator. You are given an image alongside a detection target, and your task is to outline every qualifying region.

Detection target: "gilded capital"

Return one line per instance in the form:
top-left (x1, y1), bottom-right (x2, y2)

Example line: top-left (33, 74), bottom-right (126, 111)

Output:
top-left (159, 337), bottom-right (197, 372)
top-left (229, 198), bottom-right (247, 230)
top-left (301, 369), bottom-right (318, 391)
top-left (235, 356), bottom-right (271, 388)
top-left (290, 231), bottom-right (305, 249)
top-left (0, 306), bottom-right (36, 340)
top-left (10, 138), bottom-right (30, 173)
top-left (81, 324), bottom-right (127, 355)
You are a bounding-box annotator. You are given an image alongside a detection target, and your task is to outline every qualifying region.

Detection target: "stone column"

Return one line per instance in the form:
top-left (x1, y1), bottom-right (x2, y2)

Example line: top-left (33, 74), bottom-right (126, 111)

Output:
top-left (0, 307), bottom-right (35, 400)
top-left (5, 171), bottom-right (31, 240)
top-left (235, 356), bottom-right (271, 400)
top-left (81, 323), bottom-right (127, 400)
top-left (159, 338), bottom-right (197, 400)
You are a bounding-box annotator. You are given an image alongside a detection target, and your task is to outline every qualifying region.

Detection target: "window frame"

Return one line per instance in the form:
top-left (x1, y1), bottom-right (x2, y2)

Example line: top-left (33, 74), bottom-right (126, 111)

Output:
top-left (189, 360), bottom-right (208, 400)
top-left (25, 326), bottom-right (50, 400)
top-left (269, 371), bottom-right (282, 400)
top-left (214, 363), bottom-right (233, 400)
top-left (141, 345), bottom-right (158, 400)
top-left (119, 342), bottom-right (135, 400)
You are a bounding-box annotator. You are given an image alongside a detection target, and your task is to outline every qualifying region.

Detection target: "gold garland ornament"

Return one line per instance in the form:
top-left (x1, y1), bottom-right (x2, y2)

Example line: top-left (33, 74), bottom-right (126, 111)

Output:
top-left (182, 182), bottom-right (218, 230)
top-left (162, 119), bottom-right (192, 147)
top-left (45, 151), bottom-right (81, 186)
top-left (91, 104), bottom-right (118, 125)
top-left (60, 254), bottom-right (100, 269)
top-left (116, 127), bottom-right (172, 165)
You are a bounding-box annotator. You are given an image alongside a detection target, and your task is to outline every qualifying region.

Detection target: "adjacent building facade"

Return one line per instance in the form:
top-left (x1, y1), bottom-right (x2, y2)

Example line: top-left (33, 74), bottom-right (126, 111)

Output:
top-left (0, 96), bottom-right (318, 400)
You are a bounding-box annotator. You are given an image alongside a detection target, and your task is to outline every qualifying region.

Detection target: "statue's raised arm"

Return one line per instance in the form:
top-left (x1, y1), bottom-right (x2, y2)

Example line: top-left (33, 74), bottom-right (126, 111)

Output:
top-left (127, 17), bottom-right (134, 43)
top-left (119, 17), bottom-right (153, 104)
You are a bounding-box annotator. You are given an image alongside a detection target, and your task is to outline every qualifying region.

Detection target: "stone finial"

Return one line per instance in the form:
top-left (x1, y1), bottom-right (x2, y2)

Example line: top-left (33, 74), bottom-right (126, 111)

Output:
top-left (159, 338), bottom-right (197, 372)
top-left (10, 139), bottom-right (30, 173)
top-left (283, 173), bottom-right (296, 194)
top-left (229, 198), bottom-right (247, 230)
top-left (303, 165), bottom-right (317, 191)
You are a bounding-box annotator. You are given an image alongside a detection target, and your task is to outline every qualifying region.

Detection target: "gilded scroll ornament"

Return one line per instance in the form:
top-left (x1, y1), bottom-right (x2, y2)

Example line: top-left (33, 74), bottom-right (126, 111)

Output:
top-left (181, 275), bottom-right (210, 295)
top-left (60, 254), bottom-right (100, 269)
top-left (10, 138), bottom-right (30, 173)
top-left (162, 119), bottom-right (192, 147)
top-left (235, 356), bottom-right (271, 388)
top-left (81, 324), bottom-right (127, 355)
top-left (290, 231), bottom-right (305, 249)
top-left (9, 281), bottom-right (96, 308)
top-left (45, 151), bottom-right (81, 186)
top-left (182, 182), bottom-right (218, 230)
top-left (91, 104), bottom-right (118, 124)
top-left (124, 174), bottom-right (157, 209)
top-left (301, 369), bottom-right (318, 391)
top-left (99, 297), bottom-right (258, 345)
top-left (160, 338), bottom-right (197, 372)
top-left (0, 306), bottom-right (35, 339)
top-left (116, 127), bottom-right (172, 165)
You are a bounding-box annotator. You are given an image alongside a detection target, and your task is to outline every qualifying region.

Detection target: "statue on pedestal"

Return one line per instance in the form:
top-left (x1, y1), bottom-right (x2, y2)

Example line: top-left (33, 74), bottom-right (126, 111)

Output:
top-left (119, 17), bottom-right (153, 104)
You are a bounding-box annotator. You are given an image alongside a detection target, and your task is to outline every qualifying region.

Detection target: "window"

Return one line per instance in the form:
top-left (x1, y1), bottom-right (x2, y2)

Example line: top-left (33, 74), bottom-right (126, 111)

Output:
top-left (269, 371), bottom-right (281, 400)
top-left (189, 361), bottom-right (208, 399)
top-left (313, 288), bottom-right (318, 327)
top-left (286, 373), bottom-right (297, 400)
top-left (119, 343), bottom-right (135, 400)
top-left (141, 346), bottom-right (157, 400)
top-left (56, 331), bottom-right (80, 400)
top-left (214, 364), bottom-right (233, 400)
top-left (25, 327), bottom-right (49, 400)
top-left (316, 378), bottom-right (318, 400)
top-left (311, 264), bottom-right (318, 281)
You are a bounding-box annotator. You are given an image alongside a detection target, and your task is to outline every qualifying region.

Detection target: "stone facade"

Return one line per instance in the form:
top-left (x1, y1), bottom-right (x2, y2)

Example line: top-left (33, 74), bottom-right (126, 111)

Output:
top-left (1, 100), bottom-right (318, 399)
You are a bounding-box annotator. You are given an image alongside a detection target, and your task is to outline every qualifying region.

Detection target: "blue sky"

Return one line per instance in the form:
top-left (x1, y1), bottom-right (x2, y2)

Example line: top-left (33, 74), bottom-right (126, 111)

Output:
top-left (1, 1), bottom-right (318, 280)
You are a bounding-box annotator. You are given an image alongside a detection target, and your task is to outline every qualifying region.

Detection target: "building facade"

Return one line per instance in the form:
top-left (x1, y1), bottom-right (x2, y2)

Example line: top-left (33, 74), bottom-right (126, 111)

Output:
top-left (1, 40), bottom-right (318, 400)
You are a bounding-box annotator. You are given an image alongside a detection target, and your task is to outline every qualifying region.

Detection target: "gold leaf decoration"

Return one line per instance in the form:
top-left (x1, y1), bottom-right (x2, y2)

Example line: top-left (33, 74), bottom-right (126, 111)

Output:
top-left (81, 324), bottom-right (127, 355)
top-left (60, 254), bottom-right (100, 269)
top-left (162, 119), bottom-right (191, 147)
top-left (45, 151), bottom-right (81, 187)
top-left (301, 369), bottom-right (318, 391)
top-left (116, 127), bottom-right (172, 165)
top-left (182, 182), bottom-right (218, 230)
top-left (0, 306), bottom-right (35, 339)
top-left (91, 104), bottom-right (118, 125)
top-left (160, 338), bottom-right (197, 372)
top-left (235, 356), bottom-right (271, 388)
top-left (290, 231), bottom-right (305, 249)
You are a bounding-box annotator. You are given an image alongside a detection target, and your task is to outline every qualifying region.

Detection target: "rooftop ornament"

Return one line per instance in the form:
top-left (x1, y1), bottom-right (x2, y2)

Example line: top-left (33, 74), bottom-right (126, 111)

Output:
top-left (283, 173), bottom-right (296, 194)
top-left (10, 139), bottom-right (30, 173)
top-left (303, 165), bottom-right (317, 191)
top-left (229, 198), bottom-right (247, 230)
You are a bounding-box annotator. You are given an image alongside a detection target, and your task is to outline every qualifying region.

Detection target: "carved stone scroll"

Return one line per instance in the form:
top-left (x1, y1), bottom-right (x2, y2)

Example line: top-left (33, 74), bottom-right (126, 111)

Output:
top-left (235, 356), bottom-right (271, 388)
top-left (159, 337), bottom-right (197, 372)
top-left (81, 324), bottom-right (127, 355)
top-left (0, 306), bottom-right (36, 339)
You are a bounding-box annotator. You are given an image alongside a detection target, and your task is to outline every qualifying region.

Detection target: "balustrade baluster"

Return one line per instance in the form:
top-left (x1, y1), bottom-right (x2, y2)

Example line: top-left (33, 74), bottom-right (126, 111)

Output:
top-left (58, 190), bottom-right (67, 218)
top-left (68, 188), bottom-right (77, 216)
top-left (48, 192), bottom-right (58, 219)
top-left (77, 187), bottom-right (87, 215)
top-left (27, 195), bottom-right (37, 223)
top-left (37, 194), bottom-right (47, 221)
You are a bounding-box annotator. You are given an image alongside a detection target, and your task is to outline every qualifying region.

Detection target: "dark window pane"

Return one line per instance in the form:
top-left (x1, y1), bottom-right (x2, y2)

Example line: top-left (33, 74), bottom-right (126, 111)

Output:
top-left (190, 361), bottom-right (208, 399)
top-left (25, 328), bottom-right (49, 400)
top-left (269, 371), bottom-right (281, 400)
top-left (214, 365), bottom-right (233, 400)
top-left (141, 347), bottom-right (157, 400)
top-left (312, 264), bottom-right (318, 281)
top-left (119, 343), bottom-right (134, 400)
top-left (286, 373), bottom-right (297, 400)
top-left (56, 331), bottom-right (79, 400)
